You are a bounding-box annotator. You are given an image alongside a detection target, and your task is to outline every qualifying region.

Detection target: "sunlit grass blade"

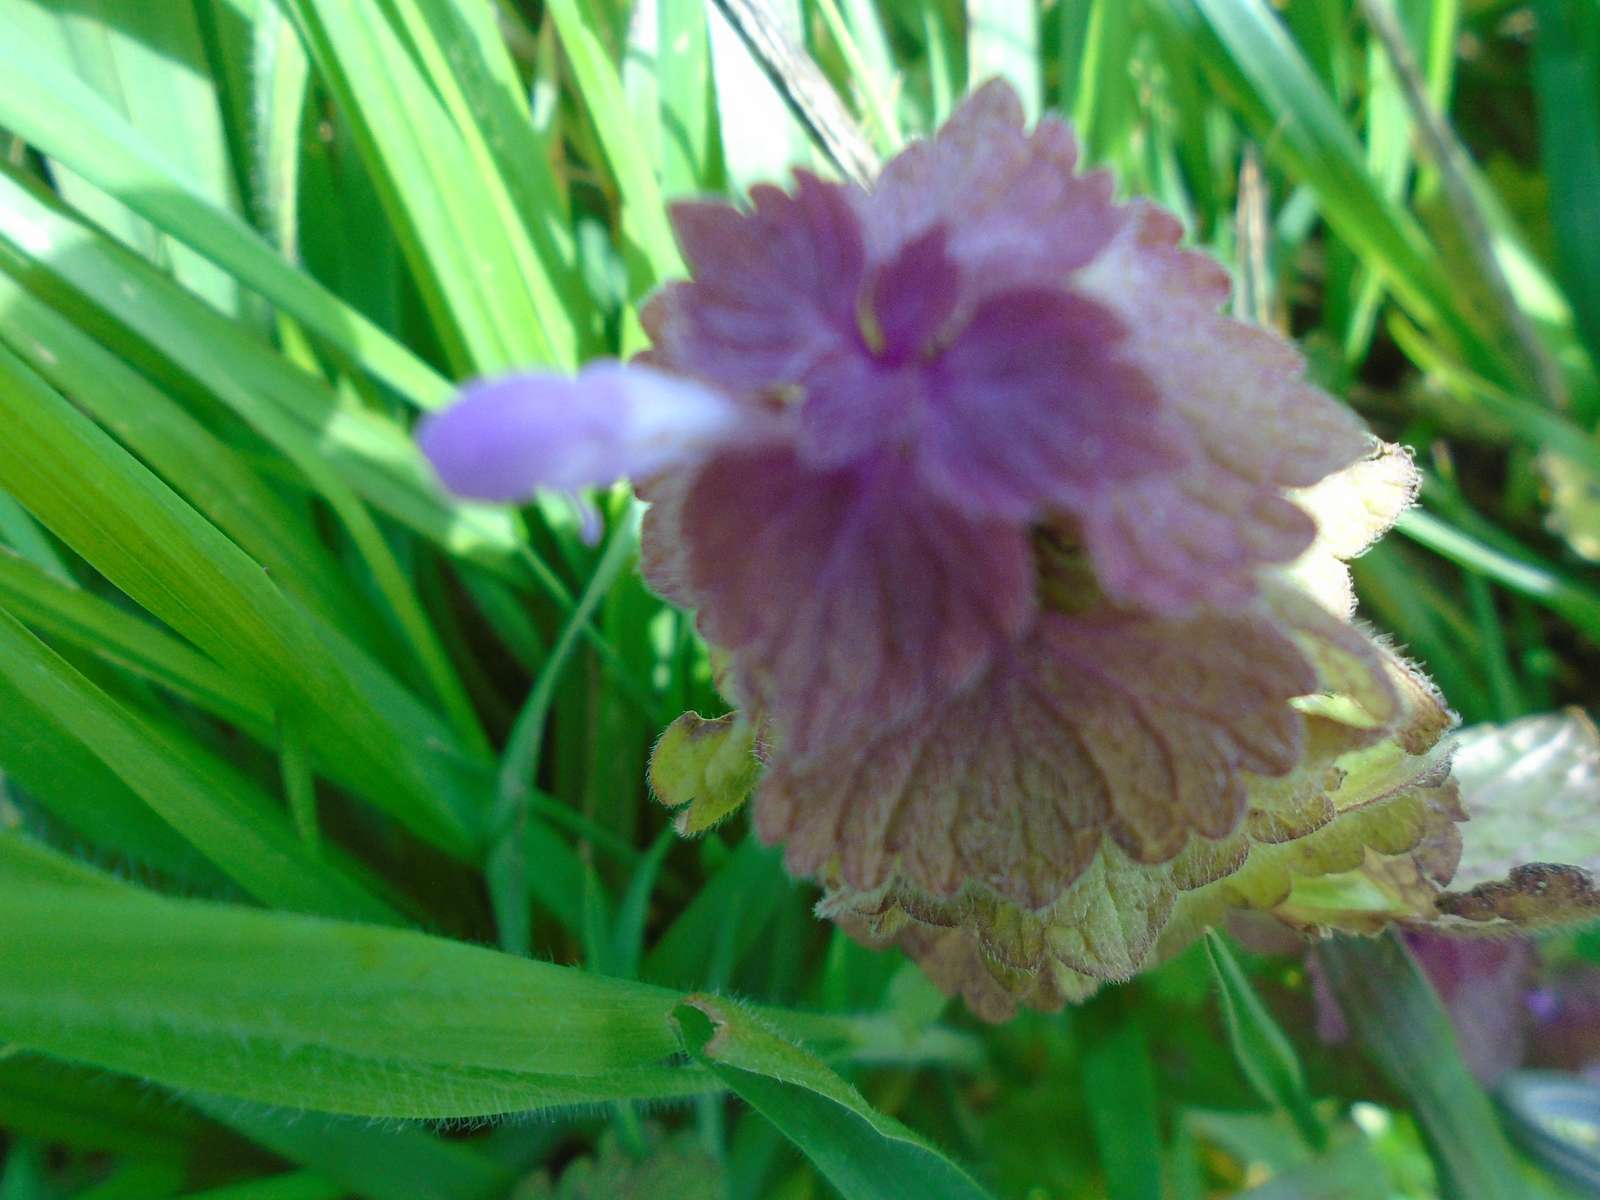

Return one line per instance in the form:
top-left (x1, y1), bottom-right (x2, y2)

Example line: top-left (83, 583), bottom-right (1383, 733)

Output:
top-left (709, 0), bottom-right (818, 190)
top-left (281, 0), bottom-right (568, 373)
top-left (0, 341), bottom-right (476, 856)
top-left (380, 0), bottom-right (590, 359)
top-left (1168, 0), bottom-right (1478, 363)
top-left (248, 0), bottom-right (311, 258)
top-left (0, 876), bottom-right (712, 1117)
top-left (0, 0), bottom-right (241, 314)
top-left (0, 167), bottom-right (528, 585)
top-left (0, 273), bottom-right (357, 634)
top-left (0, 613), bottom-right (404, 922)
top-left (966, 0), bottom-right (1039, 121)
top-left (545, 0), bottom-right (683, 291)
top-left (0, 20), bottom-right (450, 407)
top-left (1397, 509), bottom-right (1600, 645)
top-left (1066, 0), bottom-right (1136, 170)
top-left (0, 548), bottom-right (272, 735)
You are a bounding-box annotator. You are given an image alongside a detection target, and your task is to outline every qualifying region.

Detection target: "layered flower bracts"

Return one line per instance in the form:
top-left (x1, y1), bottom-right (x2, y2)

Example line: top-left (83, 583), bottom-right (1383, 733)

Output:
top-left (422, 82), bottom-right (1483, 1019)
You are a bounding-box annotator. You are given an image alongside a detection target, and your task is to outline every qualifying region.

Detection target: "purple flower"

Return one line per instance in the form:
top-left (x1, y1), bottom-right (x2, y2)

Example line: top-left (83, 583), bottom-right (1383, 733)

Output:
top-left (420, 81), bottom-right (1452, 1017)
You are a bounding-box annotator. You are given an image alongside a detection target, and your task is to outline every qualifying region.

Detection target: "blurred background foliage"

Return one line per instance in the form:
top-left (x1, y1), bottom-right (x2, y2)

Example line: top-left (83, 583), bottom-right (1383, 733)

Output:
top-left (0, 0), bottom-right (1599, 1196)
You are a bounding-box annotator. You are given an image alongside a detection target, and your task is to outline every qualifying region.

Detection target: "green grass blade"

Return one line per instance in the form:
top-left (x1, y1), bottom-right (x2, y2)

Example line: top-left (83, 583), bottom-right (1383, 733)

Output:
top-left (0, 548), bottom-right (271, 734)
top-left (248, 0), bottom-right (311, 257)
top-left (1534, 0), bottom-right (1600, 371)
top-left (1204, 932), bottom-right (1327, 1150)
top-left (656, 0), bottom-right (714, 194)
top-left (0, 19), bottom-right (450, 406)
top-left (545, 0), bottom-right (683, 289)
top-left (1315, 933), bottom-right (1524, 1200)
top-left (0, 166), bottom-right (530, 583)
top-left (966, 0), bottom-right (1039, 121)
top-left (709, 0), bottom-right (817, 190)
top-left (1175, 0), bottom-right (1476, 360)
top-left (386, 0), bottom-right (589, 352)
top-left (1397, 509), bottom-right (1600, 645)
top-left (198, 1102), bottom-right (514, 1200)
top-left (0, 1053), bottom-right (201, 1160)
top-left (0, 490), bottom-right (72, 580)
top-left (0, 877), bottom-right (706, 1118)
top-left (281, 0), bottom-right (563, 373)
top-left (0, 610), bottom-right (403, 923)
top-left (673, 997), bottom-right (994, 1200)
top-left (0, 0), bottom-right (241, 314)
top-left (0, 273), bottom-right (357, 632)
top-left (1080, 1017), bottom-right (1164, 1200)
top-left (0, 681), bottom-right (229, 887)
top-left (490, 506), bottom-right (642, 954)
top-left (643, 837), bottom-right (791, 987)
top-left (0, 340), bottom-right (476, 855)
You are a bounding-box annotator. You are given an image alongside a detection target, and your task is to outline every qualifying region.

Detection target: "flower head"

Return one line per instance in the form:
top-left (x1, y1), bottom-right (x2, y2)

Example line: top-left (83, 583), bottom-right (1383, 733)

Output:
top-left (420, 81), bottom-right (1463, 1018)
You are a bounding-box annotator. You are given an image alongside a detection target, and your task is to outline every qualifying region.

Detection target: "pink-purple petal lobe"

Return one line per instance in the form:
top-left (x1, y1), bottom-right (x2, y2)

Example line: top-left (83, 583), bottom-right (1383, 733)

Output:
top-left (919, 288), bottom-right (1190, 520)
top-left (417, 362), bottom-right (748, 502)
top-left (862, 226), bottom-right (962, 364)
top-left (673, 444), bottom-right (1036, 761)
top-left (649, 172), bottom-right (867, 392)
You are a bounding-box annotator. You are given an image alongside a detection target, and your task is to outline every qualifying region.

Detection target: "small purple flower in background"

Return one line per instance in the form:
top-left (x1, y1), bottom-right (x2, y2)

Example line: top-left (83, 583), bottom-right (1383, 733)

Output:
top-left (421, 81), bottom-right (1472, 1019)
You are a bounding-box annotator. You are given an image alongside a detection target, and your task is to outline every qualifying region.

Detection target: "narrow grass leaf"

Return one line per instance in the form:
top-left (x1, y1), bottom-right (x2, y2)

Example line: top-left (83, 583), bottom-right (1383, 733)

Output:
top-left (967, 0), bottom-right (1039, 121)
top-left (0, 167), bottom-right (528, 585)
top-left (1534, 0), bottom-right (1600, 370)
top-left (0, 547), bottom-right (272, 735)
top-left (198, 1102), bottom-right (514, 1200)
top-left (0, 341), bottom-right (475, 855)
top-left (0, 274), bottom-right (357, 632)
top-left (1175, 0), bottom-right (1475, 361)
top-left (545, 0), bottom-right (683, 289)
top-left (0, 21), bottom-right (449, 406)
top-left (0, 0), bottom-right (240, 314)
top-left (0, 879), bottom-right (708, 1118)
top-left (0, 1054), bottom-right (200, 1161)
top-left (1315, 932), bottom-right (1523, 1200)
top-left (248, 0), bottom-right (310, 257)
top-left (673, 997), bottom-right (994, 1200)
top-left (280, 0), bottom-right (555, 373)
top-left (1204, 932), bottom-right (1327, 1150)
top-left (0, 608), bottom-right (403, 923)
top-left (1081, 1017), bottom-right (1164, 1200)
top-left (0, 682), bottom-right (227, 888)
top-left (708, 0), bottom-right (816, 190)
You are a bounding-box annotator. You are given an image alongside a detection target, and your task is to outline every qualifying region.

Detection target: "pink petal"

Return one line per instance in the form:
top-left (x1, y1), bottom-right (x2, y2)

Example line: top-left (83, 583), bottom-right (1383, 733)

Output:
top-left (668, 443), bottom-right (1036, 760)
top-left (1070, 203), bottom-right (1372, 610)
top-left (644, 172), bottom-right (866, 393)
top-left (861, 81), bottom-right (1126, 298)
top-left (918, 287), bottom-right (1190, 520)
